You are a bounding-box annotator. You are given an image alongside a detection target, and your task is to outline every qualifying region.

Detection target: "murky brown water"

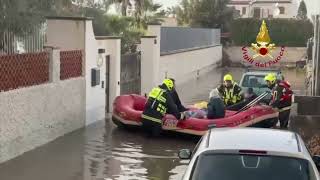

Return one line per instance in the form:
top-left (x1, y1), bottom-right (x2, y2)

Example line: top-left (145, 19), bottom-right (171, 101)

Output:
top-left (0, 120), bottom-right (197, 180)
top-left (178, 67), bottom-right (306, 104)
top-left (0, 67), bottom-right (310, 180)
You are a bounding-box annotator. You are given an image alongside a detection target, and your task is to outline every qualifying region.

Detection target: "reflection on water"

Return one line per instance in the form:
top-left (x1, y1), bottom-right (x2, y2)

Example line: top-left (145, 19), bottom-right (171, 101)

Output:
top-left (84, 121), bottom-right (197, 180)
top-left (0, 67), bottom-right (308, 180)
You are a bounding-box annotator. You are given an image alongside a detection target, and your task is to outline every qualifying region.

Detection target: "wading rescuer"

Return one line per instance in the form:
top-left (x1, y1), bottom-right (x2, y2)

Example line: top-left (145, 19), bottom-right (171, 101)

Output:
top-left (264, 73), bottom-right (293, 129)
top-left (141, 79), bottom-right (186, 137)
top-left (217, 74), bottom-right (242, 107)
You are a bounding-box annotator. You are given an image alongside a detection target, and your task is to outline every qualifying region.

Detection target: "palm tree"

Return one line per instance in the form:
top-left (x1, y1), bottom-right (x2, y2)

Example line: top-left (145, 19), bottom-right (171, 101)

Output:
top-left (106, 0), bottom-right (131, 16)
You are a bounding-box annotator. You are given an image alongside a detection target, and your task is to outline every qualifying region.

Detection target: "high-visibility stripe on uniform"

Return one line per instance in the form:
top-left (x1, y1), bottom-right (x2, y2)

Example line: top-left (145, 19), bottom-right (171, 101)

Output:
top-left (148, 87), bottom-right (166, 103)
top-left (148, 87), bottom-right (168, 115)
top-left (141, 114), bottom-right (162, 124)
top-left (224, 83), bottom-right (241, 104)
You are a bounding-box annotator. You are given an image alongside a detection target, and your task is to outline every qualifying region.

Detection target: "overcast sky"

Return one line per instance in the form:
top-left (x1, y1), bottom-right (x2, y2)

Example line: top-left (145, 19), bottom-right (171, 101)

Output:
top-left (154, 0), bottom-right (180, 9)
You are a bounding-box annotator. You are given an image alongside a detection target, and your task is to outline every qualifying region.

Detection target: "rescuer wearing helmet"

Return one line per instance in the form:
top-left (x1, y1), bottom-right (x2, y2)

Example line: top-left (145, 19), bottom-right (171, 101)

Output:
top-left (264, 73), bottom-right (293, 129)
top-left (169, 78), bottom-right (188, 112)
top-left (217, 74), bottom-right (243, 107)
top-left (141, 79), bottom-right (186, 137)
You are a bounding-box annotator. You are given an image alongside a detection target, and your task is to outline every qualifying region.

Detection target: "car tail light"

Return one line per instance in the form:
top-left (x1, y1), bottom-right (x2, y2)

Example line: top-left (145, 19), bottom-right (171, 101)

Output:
top-left (239, 150), bottom-right (267, 155)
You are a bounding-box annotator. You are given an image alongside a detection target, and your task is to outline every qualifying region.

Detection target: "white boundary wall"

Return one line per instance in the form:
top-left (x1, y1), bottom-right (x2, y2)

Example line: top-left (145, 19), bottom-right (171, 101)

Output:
top-left (47, 17), bottom-right (121, 125)
top-left (0, 48), bottom-right (85, 164)
top-left (140, 24), bottom-right (222, 95)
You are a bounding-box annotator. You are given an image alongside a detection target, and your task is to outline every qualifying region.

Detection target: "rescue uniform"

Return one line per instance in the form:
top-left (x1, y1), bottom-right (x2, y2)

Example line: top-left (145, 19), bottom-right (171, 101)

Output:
top-left (170, 88), bottom-right (188, 112)
top-left (217, 83), bottom-right (243, 107)
top-left (141, 84), bottom-right (183, 137)
top-left (269, 80), bottom-right (293, 129)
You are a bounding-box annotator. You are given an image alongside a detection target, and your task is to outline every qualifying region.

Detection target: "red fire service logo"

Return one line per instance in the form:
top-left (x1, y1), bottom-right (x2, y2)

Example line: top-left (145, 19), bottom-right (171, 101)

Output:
top-left (242, 20), bottom-right (286, 68)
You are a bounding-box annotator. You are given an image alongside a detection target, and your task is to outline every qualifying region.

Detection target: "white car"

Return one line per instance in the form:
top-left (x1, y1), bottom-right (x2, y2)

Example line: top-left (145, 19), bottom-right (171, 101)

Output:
top-left (179, 128), bottom-right (320, 180)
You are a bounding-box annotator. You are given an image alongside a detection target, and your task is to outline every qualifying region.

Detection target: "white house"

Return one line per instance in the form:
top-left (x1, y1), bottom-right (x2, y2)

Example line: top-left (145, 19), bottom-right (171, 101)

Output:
top-left (228, 0), bottom-right (299, 19)
top-left (303, 0), bottom-right (320, 17)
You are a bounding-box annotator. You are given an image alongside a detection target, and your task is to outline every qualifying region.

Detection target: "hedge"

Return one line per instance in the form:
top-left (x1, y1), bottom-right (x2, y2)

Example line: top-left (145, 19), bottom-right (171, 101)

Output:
top-left (230, 18), bottom-right (314, 47)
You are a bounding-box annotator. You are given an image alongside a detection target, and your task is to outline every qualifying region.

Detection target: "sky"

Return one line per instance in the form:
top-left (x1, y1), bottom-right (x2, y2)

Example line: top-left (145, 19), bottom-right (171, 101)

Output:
top-left (303, 0), bottom-right (320, 17)
top-left (153, 0), bottom-right (319, 14)
top-left (154, 0), bottom-right (180, 9)
top-left (108, 0), bottom-right (320, 16)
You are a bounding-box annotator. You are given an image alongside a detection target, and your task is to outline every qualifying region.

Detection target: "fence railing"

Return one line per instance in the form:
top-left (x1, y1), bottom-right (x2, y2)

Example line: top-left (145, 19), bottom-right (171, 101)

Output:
top-left (60, 50), bottom-right (83, 80)
top-left (0, 24), bottom-right (46, 55)
top-left (160, 27), bottom-right (221, 53)
top-left (0, 52), bottom-right (49, 92)
top-left (121, 52), bottom-right (141, 95)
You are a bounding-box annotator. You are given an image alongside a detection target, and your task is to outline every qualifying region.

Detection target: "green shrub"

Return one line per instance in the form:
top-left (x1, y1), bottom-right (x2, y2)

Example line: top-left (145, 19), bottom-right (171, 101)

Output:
top-left (230, 18), bottom-right (314, 47)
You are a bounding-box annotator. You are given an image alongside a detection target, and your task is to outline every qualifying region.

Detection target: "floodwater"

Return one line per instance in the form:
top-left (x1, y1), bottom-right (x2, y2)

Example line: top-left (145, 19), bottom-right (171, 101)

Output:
top-left (177, 67), bottom-right (306, 104)
top-left (0, 67), bottom-right (309, 180)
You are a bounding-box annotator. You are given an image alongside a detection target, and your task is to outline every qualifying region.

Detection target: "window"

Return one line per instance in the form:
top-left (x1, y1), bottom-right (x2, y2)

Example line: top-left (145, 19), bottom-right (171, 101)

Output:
top-left (253, 8), bottom-right (261, 18)
top-left (241, 75), bottom-right (267, 88)
top-left (235, 10), bottom-right (241, 17)
top-left (191, 154), bottom-right (314, 180)
top-left (242, 7), bottom-right (247, 15)
top-left (279, 7), bottom-right (285, 14)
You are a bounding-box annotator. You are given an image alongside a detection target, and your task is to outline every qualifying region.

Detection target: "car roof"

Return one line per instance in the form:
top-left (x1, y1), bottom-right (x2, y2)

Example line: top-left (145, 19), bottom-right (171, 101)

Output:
top-left (206, 128), bottom-right (302, 154)
top-left (243, 71), bottom-right (276, 76)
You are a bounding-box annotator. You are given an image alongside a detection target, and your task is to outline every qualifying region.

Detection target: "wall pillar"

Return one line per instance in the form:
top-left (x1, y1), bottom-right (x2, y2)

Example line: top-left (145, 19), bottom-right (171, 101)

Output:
top-left (147, 24), bottom-right (161, 84)
top-left (104, 38), bottom-right (121, 113)
top-left (45, 46), bottom-right (60, 83)
top-left (96, 36), bottom-right (121, 114)
top-left (147, 23), bottom-right (161, 50)
top-left (141, 36), bottom-right (159, 96)
top-left (85, 20), bottom-right (106, 125)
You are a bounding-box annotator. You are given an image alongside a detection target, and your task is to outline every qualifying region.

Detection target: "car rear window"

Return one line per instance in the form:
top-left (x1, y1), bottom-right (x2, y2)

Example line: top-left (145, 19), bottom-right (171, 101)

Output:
top-left (191, 154), bottom-right (312, 180)
top-left (241, 75), bottom-right (267, 88)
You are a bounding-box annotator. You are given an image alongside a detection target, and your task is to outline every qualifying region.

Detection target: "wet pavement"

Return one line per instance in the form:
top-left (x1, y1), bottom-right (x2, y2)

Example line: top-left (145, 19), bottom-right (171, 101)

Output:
top-left (0, 67), bottom-right (310, 180)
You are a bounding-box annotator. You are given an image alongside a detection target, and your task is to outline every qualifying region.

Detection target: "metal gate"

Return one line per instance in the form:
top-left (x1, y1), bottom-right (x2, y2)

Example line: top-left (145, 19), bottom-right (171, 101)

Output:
top-left (120, 52), bottom-right (141, 95)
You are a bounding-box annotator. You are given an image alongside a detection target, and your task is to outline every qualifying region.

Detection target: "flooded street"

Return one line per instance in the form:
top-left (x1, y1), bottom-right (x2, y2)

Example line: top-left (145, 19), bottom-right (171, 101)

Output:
top-left (0, 120), bottom-right (197, 180)
top-left (178, 67), bottom-right (306, 104)
top-left (0, 67), bottom-right (308, 180)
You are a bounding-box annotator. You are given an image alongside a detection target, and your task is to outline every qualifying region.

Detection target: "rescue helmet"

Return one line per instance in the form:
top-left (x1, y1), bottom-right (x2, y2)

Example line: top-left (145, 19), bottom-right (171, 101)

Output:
top-left (163, 79), bottom-right (174, 90)
top-left (224, 74), bottom-right (233, 82)
top-left (264, 73), bottom-right (277, 84)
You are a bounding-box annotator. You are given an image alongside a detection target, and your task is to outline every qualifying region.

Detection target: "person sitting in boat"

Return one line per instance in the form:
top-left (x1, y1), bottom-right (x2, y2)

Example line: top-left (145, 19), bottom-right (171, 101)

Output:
top-left (141, 79), bottom-right (186, 137)
top-left (207, 88), bottom-right (226, 119)
top-left (217, 74), bottom-right (243, 107)
top-left (227, 88), bottom-right (258, 111)
top-left (186, 89), bottom-right (225, 119)
top-left (169, 78), bottom-right (189, 112)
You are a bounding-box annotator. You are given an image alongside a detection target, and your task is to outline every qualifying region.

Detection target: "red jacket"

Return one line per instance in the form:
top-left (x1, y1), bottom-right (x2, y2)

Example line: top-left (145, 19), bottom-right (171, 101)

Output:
top-left (271, 80), bottom-right (293, 108)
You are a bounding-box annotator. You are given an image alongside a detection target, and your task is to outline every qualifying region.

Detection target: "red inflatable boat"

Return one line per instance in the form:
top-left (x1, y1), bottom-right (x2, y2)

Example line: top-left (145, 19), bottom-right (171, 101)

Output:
top-left (112, 94), bottom-right (279, 136)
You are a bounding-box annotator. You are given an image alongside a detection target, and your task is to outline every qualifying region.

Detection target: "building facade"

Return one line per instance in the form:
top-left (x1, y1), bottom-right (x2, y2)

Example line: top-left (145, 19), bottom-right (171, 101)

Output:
top-left (304, 0), bottom-right (320, 95)
top-left (228, 0), bottom-right (299, 19)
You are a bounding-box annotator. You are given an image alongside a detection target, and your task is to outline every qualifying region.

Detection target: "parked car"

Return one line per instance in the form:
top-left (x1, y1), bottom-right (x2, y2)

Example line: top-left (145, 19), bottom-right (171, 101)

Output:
top-left (179, 128), bottom-right (320, 180)
top-left (239, 69), bottom-right (283, 100)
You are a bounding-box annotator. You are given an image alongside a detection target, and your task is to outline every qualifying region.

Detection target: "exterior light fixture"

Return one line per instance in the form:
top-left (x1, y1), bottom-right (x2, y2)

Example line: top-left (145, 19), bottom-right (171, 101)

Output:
top-left (97, 48), bottom-right (105, 68)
